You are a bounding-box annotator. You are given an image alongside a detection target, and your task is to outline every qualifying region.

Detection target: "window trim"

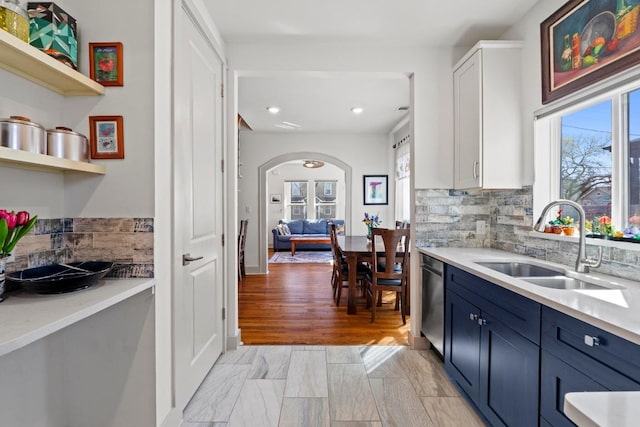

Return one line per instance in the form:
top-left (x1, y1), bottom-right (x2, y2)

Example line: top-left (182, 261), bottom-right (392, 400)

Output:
top-left (533, 74), bottom-right (640, 252)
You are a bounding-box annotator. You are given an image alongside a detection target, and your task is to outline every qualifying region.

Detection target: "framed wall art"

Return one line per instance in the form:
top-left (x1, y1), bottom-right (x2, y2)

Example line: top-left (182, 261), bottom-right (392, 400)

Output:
top-left (541, 0), bottom-right (640, 104)
top-left (363, 175), bottom-right (388, 205)
top-left (89, 42), bottom-right (124, 86)
top-left (89, 115), bottom-right (124, 159)
top-left (270, 194), bottom-right (282, 204)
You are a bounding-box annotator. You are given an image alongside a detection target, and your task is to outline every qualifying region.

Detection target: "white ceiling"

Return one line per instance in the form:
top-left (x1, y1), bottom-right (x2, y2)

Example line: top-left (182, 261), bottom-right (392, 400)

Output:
top-left (204, 0), bottom-right (540, 133)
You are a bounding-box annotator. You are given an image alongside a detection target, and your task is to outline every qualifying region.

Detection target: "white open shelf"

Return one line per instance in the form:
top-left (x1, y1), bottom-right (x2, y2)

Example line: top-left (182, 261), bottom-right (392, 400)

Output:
top-left (0, 30), bottom-right (104, 96)
top-left (0, 146), bottom-right (106, 174)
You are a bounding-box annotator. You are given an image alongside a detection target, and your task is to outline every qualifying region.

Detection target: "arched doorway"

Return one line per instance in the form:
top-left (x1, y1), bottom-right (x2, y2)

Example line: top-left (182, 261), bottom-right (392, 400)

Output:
top-left (257, 152), bottom-right (353, 273)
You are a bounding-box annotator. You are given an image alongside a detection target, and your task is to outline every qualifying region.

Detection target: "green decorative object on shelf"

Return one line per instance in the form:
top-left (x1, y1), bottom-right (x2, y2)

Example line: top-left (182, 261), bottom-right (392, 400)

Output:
top-left (27, 2), bottom-right (77, 69)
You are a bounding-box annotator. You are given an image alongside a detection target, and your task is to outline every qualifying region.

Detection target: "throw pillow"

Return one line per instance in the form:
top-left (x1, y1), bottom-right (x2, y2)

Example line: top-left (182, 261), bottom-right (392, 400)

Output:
top-left (282, 224), bottom-right (291, 235)
top-left (276, 224), bottom-right (286, 235)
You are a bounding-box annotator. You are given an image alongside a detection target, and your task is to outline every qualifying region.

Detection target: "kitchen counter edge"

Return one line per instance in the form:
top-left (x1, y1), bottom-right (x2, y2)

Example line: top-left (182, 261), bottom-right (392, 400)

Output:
top-left (417, 247), bottom-right (640, 346)
top-left (0, 278), bottom-right (155, 357)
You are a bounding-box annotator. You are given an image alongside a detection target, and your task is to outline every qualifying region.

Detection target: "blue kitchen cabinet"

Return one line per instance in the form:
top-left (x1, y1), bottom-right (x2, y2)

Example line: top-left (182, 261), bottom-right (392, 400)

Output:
top-left (445, 265), bottom-right (540, 427)
top-left (540, 306), bottom-right (640, 426)
top-left (445, 289), bottom-right (481, 401)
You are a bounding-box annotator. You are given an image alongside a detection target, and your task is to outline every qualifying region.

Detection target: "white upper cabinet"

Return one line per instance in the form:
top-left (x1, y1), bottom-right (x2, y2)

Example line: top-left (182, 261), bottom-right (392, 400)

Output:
top-left (454, 41), bottom-right (523, 189)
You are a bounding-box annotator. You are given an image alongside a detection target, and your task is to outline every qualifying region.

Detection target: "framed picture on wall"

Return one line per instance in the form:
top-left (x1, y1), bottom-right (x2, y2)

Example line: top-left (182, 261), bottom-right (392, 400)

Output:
top-left (541, 0), bottom-right (640, 104)
top-left (363, 175), bottom-right (388, 205)
top-left (89, 42), bottom-right (124, 86)
top-left (89, 115), bottom-right (124, 159)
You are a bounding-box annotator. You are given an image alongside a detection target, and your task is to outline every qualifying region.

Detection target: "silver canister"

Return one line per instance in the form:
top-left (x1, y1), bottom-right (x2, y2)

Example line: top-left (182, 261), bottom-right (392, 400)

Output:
top-left (46, 127), bottom-right (89, 162)
top-left (0, 116), bottom-right (46, 154)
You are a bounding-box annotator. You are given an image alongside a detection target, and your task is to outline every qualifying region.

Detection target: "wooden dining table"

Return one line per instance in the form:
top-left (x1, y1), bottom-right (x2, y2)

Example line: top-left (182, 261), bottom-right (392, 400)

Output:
top-left (337, 235), bottom-right (410, 315)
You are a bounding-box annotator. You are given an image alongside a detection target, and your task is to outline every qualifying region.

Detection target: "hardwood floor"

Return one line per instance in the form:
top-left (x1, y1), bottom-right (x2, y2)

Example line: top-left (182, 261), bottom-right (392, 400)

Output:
top-left (238, 259), bottom-right (410, 345)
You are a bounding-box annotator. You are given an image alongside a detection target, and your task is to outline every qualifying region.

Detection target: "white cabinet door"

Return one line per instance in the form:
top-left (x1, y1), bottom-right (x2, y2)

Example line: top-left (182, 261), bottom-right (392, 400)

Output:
top-left (453, 42), bottom-right (522, 190)
top-left (174, 5), bottom-right (225, 409)
top-left (454, 50), bottom-right (482, 189)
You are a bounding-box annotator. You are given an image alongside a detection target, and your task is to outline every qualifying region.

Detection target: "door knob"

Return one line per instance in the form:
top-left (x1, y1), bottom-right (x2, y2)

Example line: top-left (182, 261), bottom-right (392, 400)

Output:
top-left (183, 253), bottom-right (204, 266)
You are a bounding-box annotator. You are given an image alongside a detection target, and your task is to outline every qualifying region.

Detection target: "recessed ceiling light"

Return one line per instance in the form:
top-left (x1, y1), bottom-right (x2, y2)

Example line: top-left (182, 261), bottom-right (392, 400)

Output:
top-left (274, 124), bottom-right (296, 130)
top-left (351, 106), bottom-right (364, 114)
top-left (267, 106), bottom-right (280, 114)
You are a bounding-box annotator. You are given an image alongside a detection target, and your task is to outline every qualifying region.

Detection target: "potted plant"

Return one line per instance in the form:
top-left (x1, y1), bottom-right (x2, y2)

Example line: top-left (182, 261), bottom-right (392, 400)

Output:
top-left (561, 215), bottom-right (576, 236)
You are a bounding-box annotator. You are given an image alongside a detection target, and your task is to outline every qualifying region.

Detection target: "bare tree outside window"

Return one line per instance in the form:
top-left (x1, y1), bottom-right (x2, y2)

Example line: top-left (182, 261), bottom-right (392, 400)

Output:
top-left (560, 100), bottom-right (612, 220)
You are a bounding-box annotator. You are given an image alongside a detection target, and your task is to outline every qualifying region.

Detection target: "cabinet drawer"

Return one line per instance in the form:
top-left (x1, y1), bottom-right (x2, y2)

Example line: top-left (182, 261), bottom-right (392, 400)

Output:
top-left (542, 306), bottom-right (640, 386)
top-left (446, 265), bottom-right (541, 343)
top-left (540, 350), bottom-right (608, 427)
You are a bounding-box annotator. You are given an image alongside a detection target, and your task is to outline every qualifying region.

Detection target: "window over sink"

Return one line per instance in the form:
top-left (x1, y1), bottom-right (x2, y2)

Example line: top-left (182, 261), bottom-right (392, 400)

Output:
top-left (534, 76), bottom-right (640, 242)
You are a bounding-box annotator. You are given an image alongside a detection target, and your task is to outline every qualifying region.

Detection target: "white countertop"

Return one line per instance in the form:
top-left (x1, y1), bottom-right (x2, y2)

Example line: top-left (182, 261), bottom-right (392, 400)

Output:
top-left (0, 278), bottom-right (155, 357)
top-left (417, 247), bottom-right (640, 345)
top-left (564, 392), bottom-right (640, 427)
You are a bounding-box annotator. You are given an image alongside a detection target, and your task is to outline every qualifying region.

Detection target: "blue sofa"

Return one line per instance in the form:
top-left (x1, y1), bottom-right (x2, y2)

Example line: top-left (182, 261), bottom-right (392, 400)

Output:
top-left (272, 218), bottom-right (345, 252)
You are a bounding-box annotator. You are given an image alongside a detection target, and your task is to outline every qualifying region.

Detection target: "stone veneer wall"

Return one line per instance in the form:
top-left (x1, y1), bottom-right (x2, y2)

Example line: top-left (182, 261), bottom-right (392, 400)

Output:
top-left (415, 187), bottom-right (639, 282)
top-left (6, 218), bottom-right (154, 278)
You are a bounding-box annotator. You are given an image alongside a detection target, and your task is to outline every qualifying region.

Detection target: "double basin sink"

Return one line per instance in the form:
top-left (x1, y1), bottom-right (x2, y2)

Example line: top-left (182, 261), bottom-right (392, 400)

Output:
top-left (475, 262), bottom-right (624, 291)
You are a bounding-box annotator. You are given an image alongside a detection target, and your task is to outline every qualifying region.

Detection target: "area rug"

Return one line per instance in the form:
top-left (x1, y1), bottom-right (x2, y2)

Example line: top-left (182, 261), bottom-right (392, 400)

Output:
top-left (269, 251), bottom-right (333, 264)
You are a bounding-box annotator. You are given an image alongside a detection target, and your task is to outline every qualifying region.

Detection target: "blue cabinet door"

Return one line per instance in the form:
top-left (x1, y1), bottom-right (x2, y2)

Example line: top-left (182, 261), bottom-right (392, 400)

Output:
top-left (479, 312), bottom-right (540, 427)
top-left (540, 350), bottom-right (607, 427)
top-left (445, 289), bottom-right (481, 401)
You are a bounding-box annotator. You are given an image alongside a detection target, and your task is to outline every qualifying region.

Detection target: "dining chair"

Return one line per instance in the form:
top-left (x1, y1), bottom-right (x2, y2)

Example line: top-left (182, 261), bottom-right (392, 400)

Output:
top-left (365, 227), bottom-right (410, 324)
top-left (329, 222), bottom-right (369, 307)
top-left (238, 219), bottom-right (248, 280)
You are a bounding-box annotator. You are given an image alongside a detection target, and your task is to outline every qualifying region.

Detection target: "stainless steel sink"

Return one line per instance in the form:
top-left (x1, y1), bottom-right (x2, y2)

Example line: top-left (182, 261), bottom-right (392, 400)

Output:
top-left (476, 262), bottom-right (563, 277)
top-left (523, 277), bottom-right (622, 290)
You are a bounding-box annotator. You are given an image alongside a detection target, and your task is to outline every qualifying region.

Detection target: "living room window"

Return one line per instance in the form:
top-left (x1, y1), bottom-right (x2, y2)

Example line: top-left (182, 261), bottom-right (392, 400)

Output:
top-left (315, 181), bottom-right (337, 219)
top-left (285, 181), bottom-right (308, 220)
top-left (284, 180), bottom-right (338, 220)
top-left (534, 78), bottom-right (640, 234)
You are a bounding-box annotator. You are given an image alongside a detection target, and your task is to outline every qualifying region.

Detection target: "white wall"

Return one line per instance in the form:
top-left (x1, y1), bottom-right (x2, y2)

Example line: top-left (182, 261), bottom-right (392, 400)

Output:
top-left (266, 162), bottom-right (346, 245)
top-left (239, 132), bottom-right (392, 270)
top-left (0, 0), bottom-right (155, 218)
top-left (228, 43), bottom-right (457, 191)
top-left (500, 0), bottom-right (565, 185)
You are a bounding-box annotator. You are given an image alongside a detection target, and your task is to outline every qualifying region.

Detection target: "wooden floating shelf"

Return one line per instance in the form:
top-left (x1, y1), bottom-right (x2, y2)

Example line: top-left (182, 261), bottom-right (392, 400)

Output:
top-left (0, 31), bottom-right (104, 96)
top-left (0, 146), bottom-right (106, 174)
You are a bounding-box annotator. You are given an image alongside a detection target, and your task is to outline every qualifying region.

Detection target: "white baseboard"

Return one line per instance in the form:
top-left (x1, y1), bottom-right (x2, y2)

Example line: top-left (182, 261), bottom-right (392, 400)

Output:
top-left (409, 332), bottom-right (430, 350)
top-left (226, 329), bottom-right (241, 350)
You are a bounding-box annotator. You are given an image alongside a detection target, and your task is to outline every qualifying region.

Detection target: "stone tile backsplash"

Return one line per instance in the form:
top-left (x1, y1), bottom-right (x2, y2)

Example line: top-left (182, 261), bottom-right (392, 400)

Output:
top-left (7, 217), bottom-right (154, 279)
top-left (415, 186), bottom-right (639, 282)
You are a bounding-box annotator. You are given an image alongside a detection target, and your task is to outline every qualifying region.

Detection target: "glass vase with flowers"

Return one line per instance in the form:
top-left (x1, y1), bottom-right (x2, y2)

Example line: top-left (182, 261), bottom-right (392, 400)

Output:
top-left (362, 212), bottom-right (381, 241)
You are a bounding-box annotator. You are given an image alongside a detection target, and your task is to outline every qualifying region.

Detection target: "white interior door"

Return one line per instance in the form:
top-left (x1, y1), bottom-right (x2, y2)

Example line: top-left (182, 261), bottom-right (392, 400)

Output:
top-left (174, 4), bottom-right (224, 409)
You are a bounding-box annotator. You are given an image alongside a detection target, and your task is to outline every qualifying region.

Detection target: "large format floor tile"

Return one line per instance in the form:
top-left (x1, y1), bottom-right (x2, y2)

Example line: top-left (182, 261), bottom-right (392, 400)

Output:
top-left (328, 363), bottom-right (379, 422)
top-left (284, 350), bottom-right (329, 398)
top-left (183, 345), bottom-right (485, 427)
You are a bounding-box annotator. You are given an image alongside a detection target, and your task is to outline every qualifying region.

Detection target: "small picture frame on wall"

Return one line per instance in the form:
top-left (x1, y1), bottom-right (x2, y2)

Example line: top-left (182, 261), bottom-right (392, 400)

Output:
top-left (270, 194), bottom-right (282, 204)
top-left (89, 115), bottom-right (124, 159)
top-left (89, 42), bottom-right (124, 86)
top-left (363, 175), bottom-right (388, 205)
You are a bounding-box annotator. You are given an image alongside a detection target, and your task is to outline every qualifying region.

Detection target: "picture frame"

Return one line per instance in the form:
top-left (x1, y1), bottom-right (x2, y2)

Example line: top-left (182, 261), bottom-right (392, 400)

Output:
top-left (363, 175), bottom-right (388, 205)
top-left (541, 0), bottom-right (640, 104)
top-left (89, 116), bottom-right (124, 159)
top-left (89, 42), bottom-right (124, 86)
top-left (270, 194), bottom-right (282, 204)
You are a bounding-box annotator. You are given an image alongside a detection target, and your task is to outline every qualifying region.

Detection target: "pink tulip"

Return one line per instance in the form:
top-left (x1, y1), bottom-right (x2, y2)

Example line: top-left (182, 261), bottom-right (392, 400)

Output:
top-left (5, 212), bottom-right (17, 229)
top-left (16, 211), bottom-right (29, 226)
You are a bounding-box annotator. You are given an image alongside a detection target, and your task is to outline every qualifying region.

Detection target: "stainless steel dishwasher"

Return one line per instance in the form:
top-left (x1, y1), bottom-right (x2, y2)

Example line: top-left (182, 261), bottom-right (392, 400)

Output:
top-left (421, 254), bottom-right (444, 357)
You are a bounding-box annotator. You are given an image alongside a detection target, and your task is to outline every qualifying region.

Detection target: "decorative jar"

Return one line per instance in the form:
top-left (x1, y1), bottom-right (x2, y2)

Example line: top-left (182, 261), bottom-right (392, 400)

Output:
top-left (0, 0), bottom-right (29, 42)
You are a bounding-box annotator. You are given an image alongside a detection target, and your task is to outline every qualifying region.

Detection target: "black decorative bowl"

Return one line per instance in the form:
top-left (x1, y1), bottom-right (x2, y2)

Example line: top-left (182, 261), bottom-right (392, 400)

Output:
top-left (7, 261), bottom-right (114, 294)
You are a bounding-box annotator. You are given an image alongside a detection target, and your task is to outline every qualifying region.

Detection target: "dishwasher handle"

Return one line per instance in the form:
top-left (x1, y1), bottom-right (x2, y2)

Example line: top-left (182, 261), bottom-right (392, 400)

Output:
top-left (422, 264), bottom-right (443, 277)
